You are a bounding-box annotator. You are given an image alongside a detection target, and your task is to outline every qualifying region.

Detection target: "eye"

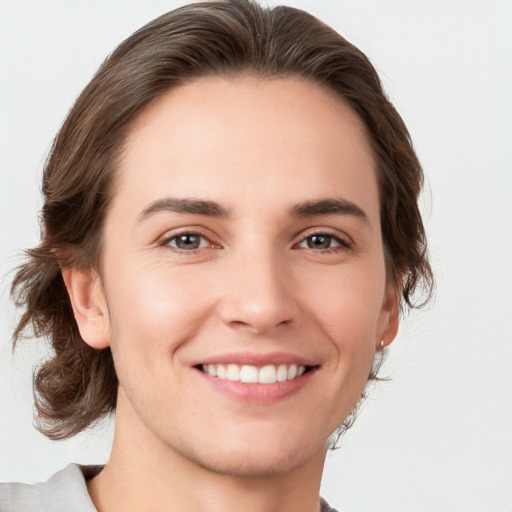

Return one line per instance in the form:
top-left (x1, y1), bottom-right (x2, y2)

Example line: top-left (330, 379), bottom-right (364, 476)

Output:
top-left (297, 232), bottom-right (350, 252)
top-left (165, 232), bottom-right (212, 251)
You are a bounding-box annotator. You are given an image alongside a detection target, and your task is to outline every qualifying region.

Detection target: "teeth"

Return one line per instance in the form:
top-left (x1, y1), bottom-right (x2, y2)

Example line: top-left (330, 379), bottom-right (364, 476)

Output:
top-left (240, 365), bottom-right (259, 383)
top-left (259, 365), bottom-right (277, 384)
top-left (216, 364), bottom-right (227, 379)
top-left (276, 364), bottom-right (288, 382)
top-left (201, 363), bottom-right (308, 384)
top-left (226, 364), bottom-right (241, 381)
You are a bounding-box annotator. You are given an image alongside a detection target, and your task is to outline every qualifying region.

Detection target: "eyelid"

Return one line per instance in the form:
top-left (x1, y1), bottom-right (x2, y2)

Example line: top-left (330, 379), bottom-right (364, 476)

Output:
top-left (294, 227), bottom-right (353, 248)
top-left (156, 226), bottom-right (353, 253)
top-left (158, 227), bottom-right (221, 251)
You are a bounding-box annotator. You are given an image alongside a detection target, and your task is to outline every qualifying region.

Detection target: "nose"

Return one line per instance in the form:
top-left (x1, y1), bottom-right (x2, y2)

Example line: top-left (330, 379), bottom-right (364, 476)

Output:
top-left (217, 247), bottom-right (299, 334)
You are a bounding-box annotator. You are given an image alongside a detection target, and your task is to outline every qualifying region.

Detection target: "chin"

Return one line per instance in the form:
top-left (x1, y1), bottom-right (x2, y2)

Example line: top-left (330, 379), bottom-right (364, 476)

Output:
top-left (174, 428), bottom-right (328, 479)
top-left (191, 446), bottom-right (314, 479)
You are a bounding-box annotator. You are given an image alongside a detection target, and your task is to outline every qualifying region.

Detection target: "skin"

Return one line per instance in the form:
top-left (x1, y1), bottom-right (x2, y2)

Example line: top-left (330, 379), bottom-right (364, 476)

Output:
top-left (64, 77), bottom-right (399, 512)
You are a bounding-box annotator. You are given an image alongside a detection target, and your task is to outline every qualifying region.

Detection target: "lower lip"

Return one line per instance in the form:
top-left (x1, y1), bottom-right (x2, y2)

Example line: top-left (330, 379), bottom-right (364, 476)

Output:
top-left (195, 368), bottom-right (315, 404)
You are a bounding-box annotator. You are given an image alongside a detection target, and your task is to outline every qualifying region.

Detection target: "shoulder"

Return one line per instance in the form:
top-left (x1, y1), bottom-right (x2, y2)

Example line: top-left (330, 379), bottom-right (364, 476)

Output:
top-left (320, 497), bottom-right (342, 512)
top-left (0, 464), bottom-right (102, 512)
top-left (1, 467), bottom-right (340, 512)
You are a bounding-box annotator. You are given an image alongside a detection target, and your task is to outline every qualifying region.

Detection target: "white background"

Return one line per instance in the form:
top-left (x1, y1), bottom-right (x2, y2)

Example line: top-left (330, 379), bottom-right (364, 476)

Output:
top-left (1, 1), bottom-right (511, 511)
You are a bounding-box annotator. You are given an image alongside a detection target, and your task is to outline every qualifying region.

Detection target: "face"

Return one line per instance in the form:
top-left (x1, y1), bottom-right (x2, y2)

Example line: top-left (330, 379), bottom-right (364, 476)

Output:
top-left (69, 77), bottom-right (398, 478)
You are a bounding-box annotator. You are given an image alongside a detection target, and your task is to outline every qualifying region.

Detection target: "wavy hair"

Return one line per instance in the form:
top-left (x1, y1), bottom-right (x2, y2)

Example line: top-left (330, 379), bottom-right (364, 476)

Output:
top-left (12, 0), bottom-right (434, 440)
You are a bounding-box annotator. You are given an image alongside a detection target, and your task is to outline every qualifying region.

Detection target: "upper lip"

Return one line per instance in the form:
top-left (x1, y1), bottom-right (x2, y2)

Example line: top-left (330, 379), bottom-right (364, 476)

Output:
top-left (191, 351), bottom-right (318, 367)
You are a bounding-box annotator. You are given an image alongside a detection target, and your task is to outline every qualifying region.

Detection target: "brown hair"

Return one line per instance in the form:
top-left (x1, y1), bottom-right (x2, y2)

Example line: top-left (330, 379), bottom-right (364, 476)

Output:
top-left (12, 0), bottom-right (433, 440)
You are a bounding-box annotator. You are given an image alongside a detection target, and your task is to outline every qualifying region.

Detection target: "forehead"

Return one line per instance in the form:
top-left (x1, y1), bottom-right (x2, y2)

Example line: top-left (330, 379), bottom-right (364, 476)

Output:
top-left (112, 76), bottom-right (378, 220)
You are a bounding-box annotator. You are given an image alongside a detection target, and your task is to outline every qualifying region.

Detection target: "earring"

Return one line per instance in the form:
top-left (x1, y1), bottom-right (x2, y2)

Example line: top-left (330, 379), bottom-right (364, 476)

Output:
top-left (380, 340), bottom-right (385, 349)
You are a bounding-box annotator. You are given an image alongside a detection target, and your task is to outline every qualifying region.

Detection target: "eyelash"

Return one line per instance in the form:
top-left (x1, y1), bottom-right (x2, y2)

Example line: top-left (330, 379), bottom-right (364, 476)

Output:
top-left (159, 229), bottom-right (352, 255)
top-left (160, 229), bottom-right (217, 254)
top-left (295, 230), bottom-right (352, 254)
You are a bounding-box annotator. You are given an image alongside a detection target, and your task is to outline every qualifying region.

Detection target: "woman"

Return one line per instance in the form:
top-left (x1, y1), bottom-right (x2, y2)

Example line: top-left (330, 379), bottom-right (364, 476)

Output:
top-left (1, 1), bottom-right (433, 510)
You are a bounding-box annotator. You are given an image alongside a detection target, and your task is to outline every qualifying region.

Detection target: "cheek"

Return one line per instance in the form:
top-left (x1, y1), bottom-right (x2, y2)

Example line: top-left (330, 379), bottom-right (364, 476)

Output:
top-left (303, 262), bottom-right (385, 341)
top-left (104, 262), bottom-right (213, 410)
top-left (105, 260), bottom-right (213, 354)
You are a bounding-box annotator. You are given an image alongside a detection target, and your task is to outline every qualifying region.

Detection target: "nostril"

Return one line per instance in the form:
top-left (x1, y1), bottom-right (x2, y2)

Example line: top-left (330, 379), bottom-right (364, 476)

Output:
top-left (226, 318), bottom-right (293, 334)
top-left (218, 284), bottom-right (299, 334)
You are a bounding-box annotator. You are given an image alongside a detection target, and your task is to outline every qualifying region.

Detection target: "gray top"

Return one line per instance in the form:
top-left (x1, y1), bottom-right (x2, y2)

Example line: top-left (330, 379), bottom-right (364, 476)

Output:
top-left (0, 464), bottom-right (101, 512)
top-left (0, 464), bottom-right (340, 511)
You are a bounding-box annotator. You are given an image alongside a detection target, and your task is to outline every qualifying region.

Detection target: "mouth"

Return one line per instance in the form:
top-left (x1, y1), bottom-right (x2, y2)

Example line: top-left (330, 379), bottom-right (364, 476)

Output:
top-left (195, 363), bottom-right (315, 384)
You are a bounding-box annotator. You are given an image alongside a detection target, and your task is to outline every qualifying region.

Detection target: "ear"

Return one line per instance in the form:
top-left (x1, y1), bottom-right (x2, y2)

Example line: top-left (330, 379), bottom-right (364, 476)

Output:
top-left (61, 267), bottom-right (111, 349)
top-left (377, 286), bottom-right (400, 350)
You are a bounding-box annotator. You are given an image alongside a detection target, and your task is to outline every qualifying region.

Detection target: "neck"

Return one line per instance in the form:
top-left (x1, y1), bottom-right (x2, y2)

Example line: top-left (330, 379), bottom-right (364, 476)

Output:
top-left (87, 393), bottom-right (327, 512)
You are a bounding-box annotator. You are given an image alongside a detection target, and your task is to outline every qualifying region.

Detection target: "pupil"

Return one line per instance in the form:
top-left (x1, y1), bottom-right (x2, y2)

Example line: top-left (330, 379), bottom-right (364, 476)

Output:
top-left (177, 234), bottom-right (199, 249)
top-left (308, 235), bottom-right (330, 249)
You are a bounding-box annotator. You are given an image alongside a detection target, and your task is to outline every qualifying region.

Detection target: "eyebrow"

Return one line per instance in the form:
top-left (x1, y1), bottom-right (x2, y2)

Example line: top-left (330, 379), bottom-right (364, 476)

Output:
top-left (138, 196), bottom-right (370, 226)
top-left (289, 198), bottom-right (370, 225)
top-left (138, 197), bottom-right (230, 222)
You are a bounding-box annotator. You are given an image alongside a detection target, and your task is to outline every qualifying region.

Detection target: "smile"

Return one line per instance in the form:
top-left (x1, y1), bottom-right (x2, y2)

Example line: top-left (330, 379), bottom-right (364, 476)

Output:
top-left (200, 363), bottom-right (309, 384)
